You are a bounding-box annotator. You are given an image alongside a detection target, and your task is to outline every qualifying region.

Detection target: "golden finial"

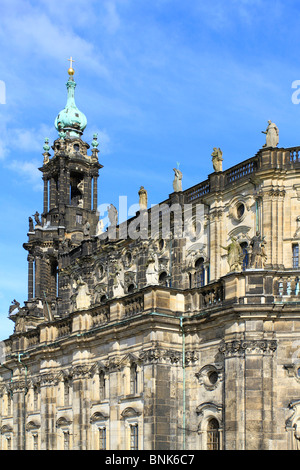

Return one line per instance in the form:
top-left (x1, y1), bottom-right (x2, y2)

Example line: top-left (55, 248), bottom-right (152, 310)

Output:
top-left (68, 56), bottom-right (75, 76)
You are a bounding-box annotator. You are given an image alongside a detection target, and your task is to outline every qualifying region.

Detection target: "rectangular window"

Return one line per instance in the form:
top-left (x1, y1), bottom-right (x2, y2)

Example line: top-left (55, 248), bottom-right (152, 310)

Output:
top-left (34, 387), bottom-right (39, 411)
top-left (99, 427), bottom-right (106, 450)
top-left (76, 213), bottom-right (83, 225)
top-left (130, 364), bottom-right (138, 395)
top-left (64, 431), bottom-right (70, 450)
top-left (130, 424), bottom-right (138, 450)
top-left (33, 434), bottom-right (38, 450)
top-left (293, 244), bottom-right (299, 268)
top-left (64, 380), bottom-right (70, 407)
top-left (99, 371), bottom-right (106, 400)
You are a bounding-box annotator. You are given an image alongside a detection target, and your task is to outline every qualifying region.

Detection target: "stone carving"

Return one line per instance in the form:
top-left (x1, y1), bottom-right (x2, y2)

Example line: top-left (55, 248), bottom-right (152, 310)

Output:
top-left (33, 211), bottom-right (41, 226)
top-left (75, 276), bottom-right (91, 310)
top-left (83, 220), bottom-right (90, 238)
top-left (28, 217), bottom-right (34, 232)
top-left (286, 400), bottom-right (300, 450)
top-left (249, 231), bottom-right (267, 268)
top-left (173, 168), bottom-right (182, 192)
top-left (96, 219), bottom-right (104, 236)
top-left (219, 339), bottom-right (277, 357)
top-left (195, 364), bottom-right (223, 390)
top-left (43, 138), bottom-right (50, 164)
top-left (221, 237), bottom-right (244, 272)
top-left (146, 250), bottom-right (159, 286)
top-left (211, 147), bottom-right (223, 172)
top-left (262, 120), bottom-right (279, 148)
top-left (108, 204), bottom-right (118, 227)
top-left (112, 262), bottom-right (124, 297)
top-left (138, 186), bottom-right (148, 210)
top-left (294, 216), bottom-right (300, 238)
top-left (9, 299), bottom-right (20, 315)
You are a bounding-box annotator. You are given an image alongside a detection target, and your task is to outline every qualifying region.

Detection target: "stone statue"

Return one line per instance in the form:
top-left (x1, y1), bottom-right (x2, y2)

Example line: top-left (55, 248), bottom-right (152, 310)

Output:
top-left (294, 422), bottom-right (300, 450)
top-left (146, 250), bottom-right (159, 286)
top-left (9, 299), bottom-right (20, 315)
top-left (249, 231), bottom-right (267, 268)
top-left (75, 276), bottom-right (91, 310)
top-left (96, 219), bottom-right (104, 236)
top-left (83, 220), bottom-right (90, 238)
top-left (138, 186), bottom-right (148, 210)
top-left (29, 217), bottom-right (34, 232)
top-left (221, 237), bottom-right (244, 272)
top-left (262, 120), bottom-right (279, 148)
top-left (112, 263), bottom-right (124, 297)
top-left (211, 148), bottom-right (223, 172)
top-left (173, 168), bottom-right (182, 192)
top-left (108, 204), bottom-right (118, 227)
top-left (33, 211), bottom-right (41, 226)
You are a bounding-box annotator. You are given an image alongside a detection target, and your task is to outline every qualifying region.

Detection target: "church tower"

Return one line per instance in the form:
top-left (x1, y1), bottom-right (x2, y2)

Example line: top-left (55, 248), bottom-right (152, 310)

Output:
top-left (22, 62), bottom-right (102, 320)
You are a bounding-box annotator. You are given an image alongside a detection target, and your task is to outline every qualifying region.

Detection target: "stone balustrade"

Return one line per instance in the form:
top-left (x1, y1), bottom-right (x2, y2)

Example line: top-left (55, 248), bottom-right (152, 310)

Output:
top-left (8, 270), bottom-right (300, 356)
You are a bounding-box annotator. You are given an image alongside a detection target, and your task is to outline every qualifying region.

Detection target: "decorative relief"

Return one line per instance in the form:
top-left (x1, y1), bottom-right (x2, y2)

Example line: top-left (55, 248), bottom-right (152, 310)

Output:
top-left (286, 400), bottom-right (300, 450)
top-left (195, 364), bottom-right (223, 391)
top-left (138, 348), bottom-right (198, 365)
top-left (185, 351), bottom-right (199, 365)
top-left (90, 411), bottom-right (109, 423)
top-left (267, 188), bottom-right (286, 198)
top-left (284, 363), bottom-right (300, 383)
top-left (72, 365), bottom-right (90, 378)
top-left (121, 407), bottom-right (142, 418)
top-left (219, 339), bottom-right (277, 356)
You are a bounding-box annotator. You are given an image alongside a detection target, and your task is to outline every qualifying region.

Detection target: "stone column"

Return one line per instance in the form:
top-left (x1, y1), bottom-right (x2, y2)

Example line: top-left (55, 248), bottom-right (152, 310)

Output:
top-left (65, 168), bottom-right (70, 205)
top-left (12, 380), bottom-right (27, 450)
top-left (106, 361), bottom-right (121, 450)
top-left (220, 337), bottom-right (277, 450)
top-left (43, 178), bottom-right (49, 214)
top-left (93, 175), bottom-right (98, 211)
top-left (84, 176), bottom-right (92, 210)
top-left (171, 238), bottom-right (186, 289)
top-left (28, 255), bottom-right (34, 300)
top-left (40, 375), bottom-right (58, 450)
top-left (50, 177), bottom-right (57, 210)
top-left (72, 365), bottom-right (90, 450)
top-left (209, 208), bottom-right (223, 281)
top-left (34, 256), bottom-right (41, 299)
top-left (261, 188), bottom-right (285, 268)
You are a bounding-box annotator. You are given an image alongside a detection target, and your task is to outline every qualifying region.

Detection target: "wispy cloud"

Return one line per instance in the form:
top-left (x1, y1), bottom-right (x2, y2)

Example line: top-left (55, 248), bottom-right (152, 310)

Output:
top-left (6, 159), bottom-right (42, 191)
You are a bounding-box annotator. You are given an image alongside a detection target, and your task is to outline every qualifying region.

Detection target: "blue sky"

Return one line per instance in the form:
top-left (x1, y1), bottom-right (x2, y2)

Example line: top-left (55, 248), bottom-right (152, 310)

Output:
top-left (1, 0), bottom-right (300, 339)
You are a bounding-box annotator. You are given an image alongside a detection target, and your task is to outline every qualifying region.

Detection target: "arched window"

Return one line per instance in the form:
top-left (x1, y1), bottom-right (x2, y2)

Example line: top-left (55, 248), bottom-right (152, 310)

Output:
top-left (130, 363), bottom-right (138, 395)
top-left (207, 418), bottom-right (220, 450)
top-left (159, 271), bottom-right (168, 287)
top-left (240, 242), bottom-right (248, 271)
top-left (195, 258), bottom-right (205, 287)
top-left (99, 371), bottom-right (106, 400)
top-left (127, 284), bottom-right (135, 294)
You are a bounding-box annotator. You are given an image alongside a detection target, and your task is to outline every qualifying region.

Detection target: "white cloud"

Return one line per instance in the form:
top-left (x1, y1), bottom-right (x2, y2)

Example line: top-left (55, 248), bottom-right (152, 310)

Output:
top-left (0, 2), bottom-right (109, 79)
top-left (7, 159), bottom-right (42, 191)
top-left (103, 1), bottom-right (121, 34)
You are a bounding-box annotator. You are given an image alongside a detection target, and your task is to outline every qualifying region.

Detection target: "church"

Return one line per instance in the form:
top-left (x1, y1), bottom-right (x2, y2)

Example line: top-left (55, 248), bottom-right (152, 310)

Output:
top-left (1, 63), bottom-right (300, 451)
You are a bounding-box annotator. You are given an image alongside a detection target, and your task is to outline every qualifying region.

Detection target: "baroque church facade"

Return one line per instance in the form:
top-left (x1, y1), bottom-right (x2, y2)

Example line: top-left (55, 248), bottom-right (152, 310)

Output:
top-left (1, 65), bottom-right (300, 451)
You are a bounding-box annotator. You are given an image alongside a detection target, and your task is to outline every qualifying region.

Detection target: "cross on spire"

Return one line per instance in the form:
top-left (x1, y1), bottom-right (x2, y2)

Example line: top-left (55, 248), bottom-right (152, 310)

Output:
top-left (68, 56), bottom-right (75, 69)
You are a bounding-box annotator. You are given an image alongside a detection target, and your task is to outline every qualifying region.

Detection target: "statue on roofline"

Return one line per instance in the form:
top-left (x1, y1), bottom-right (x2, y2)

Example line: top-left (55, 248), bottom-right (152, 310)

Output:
top-left (212, 147), bottom-right (223, 172)
top-left (262, 120), bottom-right (279, 148)
top-left (173, 168), bottom-right (182, 192)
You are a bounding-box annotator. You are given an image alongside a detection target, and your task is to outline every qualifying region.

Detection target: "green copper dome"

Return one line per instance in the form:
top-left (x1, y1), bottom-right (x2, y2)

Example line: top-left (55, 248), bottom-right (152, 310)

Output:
top-left (54, 71), bottom-right (87, 138)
